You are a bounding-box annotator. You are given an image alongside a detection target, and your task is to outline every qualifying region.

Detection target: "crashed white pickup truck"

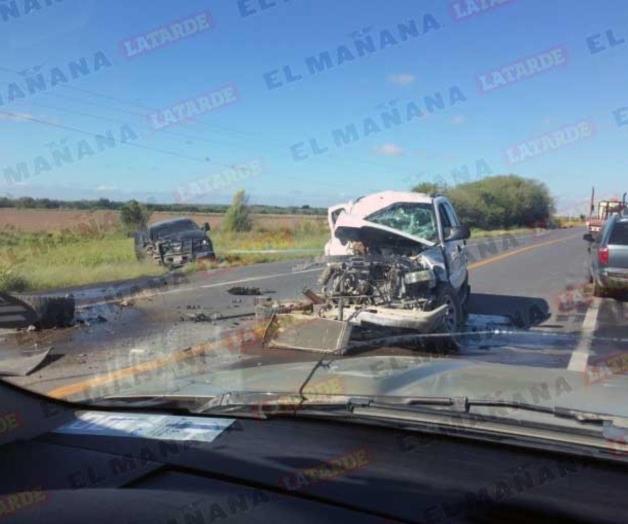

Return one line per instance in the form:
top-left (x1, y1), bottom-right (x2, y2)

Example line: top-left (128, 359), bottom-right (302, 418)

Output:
top-left (262, 191), bottom-right (472, 354)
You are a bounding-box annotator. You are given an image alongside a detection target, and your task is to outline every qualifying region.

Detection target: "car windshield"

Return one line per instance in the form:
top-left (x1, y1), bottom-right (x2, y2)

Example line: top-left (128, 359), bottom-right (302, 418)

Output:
top-left (1, 0), bottom-right (627, 452)
top-left (151, 220), bottom-right (199, 239)
top-left (367, 203), bottom-right (438, 241)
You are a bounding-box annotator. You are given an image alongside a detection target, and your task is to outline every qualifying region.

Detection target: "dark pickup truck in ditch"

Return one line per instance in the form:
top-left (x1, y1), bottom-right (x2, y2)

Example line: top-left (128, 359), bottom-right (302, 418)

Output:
top-left (134, 218), bottom-right (215, 267)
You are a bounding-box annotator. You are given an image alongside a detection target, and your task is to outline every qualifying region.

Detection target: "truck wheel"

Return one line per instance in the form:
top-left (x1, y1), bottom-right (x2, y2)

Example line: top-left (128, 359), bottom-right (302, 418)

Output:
top-left (16, 295), bottom-right (75, 329)
top-left (427, 283), bottom-right (463, 352)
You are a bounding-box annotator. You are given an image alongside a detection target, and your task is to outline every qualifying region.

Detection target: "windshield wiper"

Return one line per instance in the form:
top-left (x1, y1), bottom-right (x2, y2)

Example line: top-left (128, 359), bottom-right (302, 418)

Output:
top-left (90, 392), bottom-right (626, 427)
top-left (354, 396), bottom-right (626, 425)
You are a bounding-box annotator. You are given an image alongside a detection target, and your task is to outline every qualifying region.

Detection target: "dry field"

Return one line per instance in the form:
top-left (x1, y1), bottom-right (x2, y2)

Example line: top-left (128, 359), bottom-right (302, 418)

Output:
top-left (0, 208), bottom-right (325, 233)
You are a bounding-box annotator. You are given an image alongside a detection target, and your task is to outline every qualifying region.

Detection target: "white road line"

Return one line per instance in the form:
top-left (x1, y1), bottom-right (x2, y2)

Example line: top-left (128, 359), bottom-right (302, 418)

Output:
top-left (567, 297), bottom-right (601, 372)
top-left (198, 267), bottom-right (321, 290)
top-left (81, 267), bottom-right (323, 307)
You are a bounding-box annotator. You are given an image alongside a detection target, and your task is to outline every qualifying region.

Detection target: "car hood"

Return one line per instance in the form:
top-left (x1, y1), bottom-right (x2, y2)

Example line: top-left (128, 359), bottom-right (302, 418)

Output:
top-left (113, 355), bottom-right (628, 419)
top-left (333, 213), bottom-right (436, 248)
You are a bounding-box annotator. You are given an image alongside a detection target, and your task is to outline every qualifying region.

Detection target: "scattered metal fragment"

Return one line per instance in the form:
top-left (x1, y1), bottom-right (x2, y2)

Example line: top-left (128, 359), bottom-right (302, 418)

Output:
top-left (0, 292), bottom-right (38, 330)
top-left (303, 288), bottom-right (325, 305)
top-left (227, 286), bottom-right (263, 296)
top-left (264, 314), bottom-right (353, 354)
top-left (2, 292), bottom-right (75, 330)
top-left (0, 347), bottom-right (52, 377)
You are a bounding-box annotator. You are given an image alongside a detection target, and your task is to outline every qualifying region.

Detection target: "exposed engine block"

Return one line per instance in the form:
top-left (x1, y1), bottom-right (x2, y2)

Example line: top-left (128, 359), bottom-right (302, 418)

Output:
top-left (319, 255), bottom-right (436, 309)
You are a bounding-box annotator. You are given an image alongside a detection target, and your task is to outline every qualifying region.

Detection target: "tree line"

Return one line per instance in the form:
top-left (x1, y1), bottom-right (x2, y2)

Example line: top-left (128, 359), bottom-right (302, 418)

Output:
top-left (413, 175), bottom-right (555, 229)
top-left (0, 196), bottom-right (326, 216)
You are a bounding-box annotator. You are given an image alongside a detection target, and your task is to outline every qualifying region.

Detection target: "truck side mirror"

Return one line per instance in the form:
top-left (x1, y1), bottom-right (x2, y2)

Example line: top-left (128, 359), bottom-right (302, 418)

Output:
top-left (583, 232), bottom-right (594, 243)
top-left (446, 225), bottom-right (471, 242)
top-left (203, 222), bottom-right (211, 232)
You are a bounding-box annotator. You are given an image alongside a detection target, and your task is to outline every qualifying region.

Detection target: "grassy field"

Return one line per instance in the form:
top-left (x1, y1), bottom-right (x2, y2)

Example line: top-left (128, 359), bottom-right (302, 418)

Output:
top-left (0, 207), bottom-right (547, 293)
top-left (0, 208), bottom-right (324, 233)
top-left (0, 220), bottom-right (330, 293)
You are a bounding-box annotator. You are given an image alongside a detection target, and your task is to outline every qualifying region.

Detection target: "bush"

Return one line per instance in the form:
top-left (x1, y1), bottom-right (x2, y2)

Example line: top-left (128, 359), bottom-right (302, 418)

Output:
top-left (222, 190), bottom-right (252, 232)
top-left (120, 200), bottom-right (151, 234)
top-left (0, 266), bottom-right (28, 292)
top-left (414, 175), bottom-right (554, 229)
top-left (413, 182), bottom-right (447, 195)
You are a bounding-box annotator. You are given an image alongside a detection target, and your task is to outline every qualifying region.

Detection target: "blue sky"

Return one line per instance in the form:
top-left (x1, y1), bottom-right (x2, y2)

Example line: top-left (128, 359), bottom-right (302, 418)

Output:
top-left (1, 0), bottom-right (627, 212)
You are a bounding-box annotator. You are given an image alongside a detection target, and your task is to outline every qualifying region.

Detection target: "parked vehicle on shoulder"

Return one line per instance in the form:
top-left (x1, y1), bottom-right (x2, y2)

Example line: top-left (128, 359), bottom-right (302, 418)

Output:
top-left (585, 214), bottom-right (628, 297)
top-left (134, 218), bottom-right (215, 267)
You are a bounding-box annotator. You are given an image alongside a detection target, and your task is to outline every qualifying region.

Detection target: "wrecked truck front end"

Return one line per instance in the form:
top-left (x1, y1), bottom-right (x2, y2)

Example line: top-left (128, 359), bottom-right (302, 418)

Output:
top-left (261, 194), bottom-right (459, 354)
top-left (317, 254), bottom-right (447, 331)
top-left (156, 234), bottom-right (214, 267)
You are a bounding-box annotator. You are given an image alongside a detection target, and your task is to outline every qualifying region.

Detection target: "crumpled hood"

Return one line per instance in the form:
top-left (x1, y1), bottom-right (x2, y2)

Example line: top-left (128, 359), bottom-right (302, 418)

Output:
top-left (333, 213), bottom-right (435, 248)
top-left (115, 356), bottom-right (628, 419)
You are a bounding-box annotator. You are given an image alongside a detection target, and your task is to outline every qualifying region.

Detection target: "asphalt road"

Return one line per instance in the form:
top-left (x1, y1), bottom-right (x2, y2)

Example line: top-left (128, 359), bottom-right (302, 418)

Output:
top-left (3, 227), bottom-right (626, 400)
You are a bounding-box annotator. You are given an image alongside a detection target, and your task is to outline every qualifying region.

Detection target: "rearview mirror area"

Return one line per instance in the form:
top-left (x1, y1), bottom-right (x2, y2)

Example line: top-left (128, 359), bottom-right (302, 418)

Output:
top-left (203, 222), bottom-right (211, 232)
top-left (583, 232), bottom-right (595, 243)
top-left (446, 225), bottom-right (471, 242)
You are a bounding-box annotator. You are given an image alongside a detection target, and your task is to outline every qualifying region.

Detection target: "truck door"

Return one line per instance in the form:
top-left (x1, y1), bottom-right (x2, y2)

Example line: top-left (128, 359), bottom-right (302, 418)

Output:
top-left (438, 202), bottom-right (467, 290)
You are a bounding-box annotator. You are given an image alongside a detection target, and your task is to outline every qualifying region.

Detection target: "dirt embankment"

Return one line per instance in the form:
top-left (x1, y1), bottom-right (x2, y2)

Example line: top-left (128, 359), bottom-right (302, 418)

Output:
top-left (0, 208), bottom-right (325, 233)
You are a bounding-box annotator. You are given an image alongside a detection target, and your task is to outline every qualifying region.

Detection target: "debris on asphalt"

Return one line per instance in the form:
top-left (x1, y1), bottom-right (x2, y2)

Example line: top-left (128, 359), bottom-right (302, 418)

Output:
top-left (0, 347), bottom-right (53, 377)
top-left (0, 292), bottom-right (39, 330)
top-left (75, 313), bottom-right (108, 326)
top-left (186, 312), bottom-right (223, 322)
top-left (227, 286), bottom-right (263, 296)
top-left (4, 293), bottom-right (75, 330)
top-left (303, 288), bottom-right (325, 305)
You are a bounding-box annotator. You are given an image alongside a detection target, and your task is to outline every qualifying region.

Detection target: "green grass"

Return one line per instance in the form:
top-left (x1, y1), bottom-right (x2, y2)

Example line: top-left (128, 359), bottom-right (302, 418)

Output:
top-left (0, 223), bottom-right (545, 293)
top-left (0, 222), bottom-right (330, 293)
top-left (0, 230), bottom-right (163, 292)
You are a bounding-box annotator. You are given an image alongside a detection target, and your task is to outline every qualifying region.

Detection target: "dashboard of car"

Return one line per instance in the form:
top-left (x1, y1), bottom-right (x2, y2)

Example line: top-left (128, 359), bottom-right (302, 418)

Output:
top-left (0, 381), bottom-right (626, 524)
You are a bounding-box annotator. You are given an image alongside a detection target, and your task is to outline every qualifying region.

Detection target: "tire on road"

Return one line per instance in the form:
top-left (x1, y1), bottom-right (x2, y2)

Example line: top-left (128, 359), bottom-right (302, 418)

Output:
top-left (16, 295), bottom-right (75, 329)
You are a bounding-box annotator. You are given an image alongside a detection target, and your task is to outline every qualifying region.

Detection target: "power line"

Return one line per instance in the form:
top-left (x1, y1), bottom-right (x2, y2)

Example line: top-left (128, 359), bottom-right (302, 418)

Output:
top-left (0, 109), bottom-right (210, 164)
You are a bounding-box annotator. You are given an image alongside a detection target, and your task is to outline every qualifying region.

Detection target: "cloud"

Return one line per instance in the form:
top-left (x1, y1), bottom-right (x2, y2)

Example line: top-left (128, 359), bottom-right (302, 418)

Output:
top-left (388, 73), bottom-right (415, 86)
top-left (374, 143), bottom-right (404, 157)
top-left (451, 115), bottom-right (466, 125)
top-left (96, 185), bottom-right (118, 192)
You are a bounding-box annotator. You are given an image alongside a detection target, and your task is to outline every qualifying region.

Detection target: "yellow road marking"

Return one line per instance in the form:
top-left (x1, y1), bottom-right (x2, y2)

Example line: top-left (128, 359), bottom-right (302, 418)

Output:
top-left (468, 234), bottom-right (580, 270)
top-left (47, 233), bottom-right (580, 400)
top-left (47, 325), bottom-right (265, 399)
